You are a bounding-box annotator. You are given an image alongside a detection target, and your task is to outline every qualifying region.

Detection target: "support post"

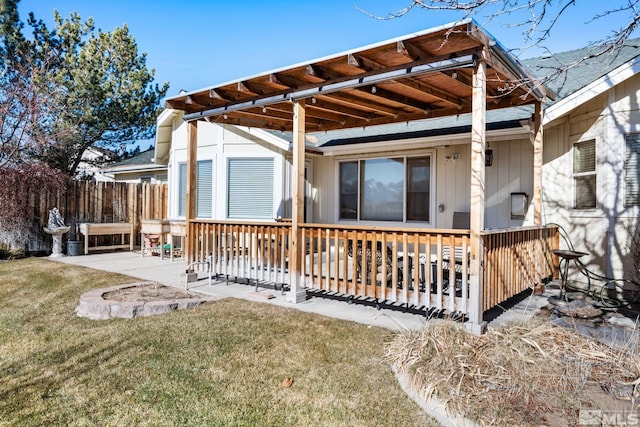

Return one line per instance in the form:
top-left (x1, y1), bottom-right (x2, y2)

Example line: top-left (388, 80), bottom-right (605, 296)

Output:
top-left (185, 120), bottom-right (198, 266)
top-left (532, 100), bottom-right (545, 288)
top-left (466, 49), bottom-right (488, 335)
top-left (532, 100), bottom-right (544, 226)
top-left (287, 100), bottom-right (307, 303)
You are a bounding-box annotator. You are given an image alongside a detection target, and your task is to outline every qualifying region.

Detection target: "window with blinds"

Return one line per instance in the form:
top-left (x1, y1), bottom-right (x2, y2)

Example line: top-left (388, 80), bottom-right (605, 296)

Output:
top-left (573, 139), bottom-right (596, 209)
top-left (625, 134), bottom-right (640, 207)
top-left (227, 158), bottom-right (274, 220)
top-left (178, 162), bottom-right (187, 217)
top-left (177, 160), bottom-right (214, 218)
top-left (196, 160), bottom-right (213, 218)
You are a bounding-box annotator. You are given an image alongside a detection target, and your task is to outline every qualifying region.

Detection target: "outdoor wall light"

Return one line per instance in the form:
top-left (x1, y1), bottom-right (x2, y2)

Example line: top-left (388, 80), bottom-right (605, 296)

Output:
top-left (485, 148), bottom-right (494, 167)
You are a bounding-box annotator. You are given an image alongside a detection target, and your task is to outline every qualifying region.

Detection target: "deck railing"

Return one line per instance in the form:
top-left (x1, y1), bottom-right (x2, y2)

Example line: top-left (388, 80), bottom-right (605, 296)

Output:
top-left (299, 224), bottom-right (471, 314)
top-left (481, 225), bottom-right (559, 311)
top-left (188, 220), bottom-right (292, 287)
top-left (187, 220), bottom-right (559, 318)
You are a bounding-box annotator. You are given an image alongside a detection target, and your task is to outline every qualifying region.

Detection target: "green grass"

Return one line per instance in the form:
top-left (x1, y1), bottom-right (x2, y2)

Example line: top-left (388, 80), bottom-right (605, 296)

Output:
top-left (0, 258), bottom-right (434, 426)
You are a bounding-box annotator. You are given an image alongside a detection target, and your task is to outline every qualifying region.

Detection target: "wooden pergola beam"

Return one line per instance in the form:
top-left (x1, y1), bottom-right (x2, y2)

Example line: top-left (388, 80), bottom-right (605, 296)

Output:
top-left (320, 92), bottom-right (403, 117)
top-left (356, 85), bottom-right (433, 112)
top-left (394, 78), bottom-right (469, 109)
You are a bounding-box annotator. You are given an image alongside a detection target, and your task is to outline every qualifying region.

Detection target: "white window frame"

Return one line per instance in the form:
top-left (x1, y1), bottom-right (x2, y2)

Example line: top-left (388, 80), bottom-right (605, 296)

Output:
top-left (573, 138), bottom-right (597, 210)
top-left (174, 158), bottom-right (214, 219)
top-left (222, 154), bottom-right (282, 221)
top-left (334, 152), bottom-right (436, 227)
top-left (625, 133), bottom-right (640, 208)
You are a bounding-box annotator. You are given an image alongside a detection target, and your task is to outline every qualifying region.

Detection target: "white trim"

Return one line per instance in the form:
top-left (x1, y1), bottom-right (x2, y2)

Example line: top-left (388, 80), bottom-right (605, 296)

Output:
top-left (102, 164), bottom-right (167, 174)
top-left (544, 55), bottom-right (640, 125)
top-left (154, 109), bottom-right (183, 164)
top-left (222, 153), bottom-right (283, 221)
top-left (319, 127), bottom-right (529, 156)
top-left (333, 151), bottom-right (437, 228)
top-left (234, 126), bottom-right (290, 151)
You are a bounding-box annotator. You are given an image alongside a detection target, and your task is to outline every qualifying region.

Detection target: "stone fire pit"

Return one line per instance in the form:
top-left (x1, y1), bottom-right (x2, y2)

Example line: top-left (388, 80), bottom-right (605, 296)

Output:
top-left (76, 282), bottom-right (219, 320)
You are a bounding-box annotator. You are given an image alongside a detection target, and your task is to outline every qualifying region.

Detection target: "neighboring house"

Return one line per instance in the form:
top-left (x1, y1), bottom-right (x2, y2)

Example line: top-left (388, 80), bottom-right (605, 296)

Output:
top-left (76, 146), bottom-right (117, 181)
top-left (154, 19), bottom-right (640, 331)
top-left (99, 148), bottom-right (168, 184)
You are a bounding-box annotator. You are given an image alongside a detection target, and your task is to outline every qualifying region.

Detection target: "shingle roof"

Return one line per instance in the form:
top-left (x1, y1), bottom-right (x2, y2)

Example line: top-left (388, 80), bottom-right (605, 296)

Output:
top-left (110, 148), bottom-right (155, 167)
top-left (523, 38), bottom-right (640, 102)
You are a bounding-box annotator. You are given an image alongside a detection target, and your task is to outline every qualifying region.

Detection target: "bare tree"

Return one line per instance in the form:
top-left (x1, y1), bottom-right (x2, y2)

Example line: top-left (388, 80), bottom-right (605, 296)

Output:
top-left (0, 56), bottom-right (61, 168)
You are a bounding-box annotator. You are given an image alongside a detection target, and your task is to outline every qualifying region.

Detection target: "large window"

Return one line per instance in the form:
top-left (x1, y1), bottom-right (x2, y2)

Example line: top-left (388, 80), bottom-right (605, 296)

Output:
top-left (339, 156), bottom-right (431, 223)
top-left (626, 134), bottom-right (640, 207)
top-left (573, 139), bottom-right (596, 209)
top-left (227, 158), bottom-right (274, 220)
top-left (177, 160), bottom-right (213, 218)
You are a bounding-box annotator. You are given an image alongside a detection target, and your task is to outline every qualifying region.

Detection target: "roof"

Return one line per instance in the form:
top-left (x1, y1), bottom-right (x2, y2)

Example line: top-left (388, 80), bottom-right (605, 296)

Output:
top-left (112, 148), bottom-right (155, 166)
top-left (523, 39), bottom-right (640, 102)
top-left (160, 25), bottom-right (640, 151)
top-left (165, 20), bottom-right (550, 133)
top-left (103, 148), bottom-right (167, 175)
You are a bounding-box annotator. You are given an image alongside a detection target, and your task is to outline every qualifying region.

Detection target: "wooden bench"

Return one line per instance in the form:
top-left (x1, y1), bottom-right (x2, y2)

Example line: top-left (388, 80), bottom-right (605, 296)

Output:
top-left (79, 223), bottom-right (134, 255)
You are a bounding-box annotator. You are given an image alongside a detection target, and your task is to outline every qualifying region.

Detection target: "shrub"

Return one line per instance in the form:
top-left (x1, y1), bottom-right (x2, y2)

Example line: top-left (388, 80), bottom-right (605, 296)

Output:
top-left (0, 163), bottom-right (69, 251)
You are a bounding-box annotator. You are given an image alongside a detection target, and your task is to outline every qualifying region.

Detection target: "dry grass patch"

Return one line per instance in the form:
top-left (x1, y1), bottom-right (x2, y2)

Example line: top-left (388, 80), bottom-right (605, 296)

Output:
top-left (0, 258), bottom-right (434, 426)
top-left (386, 319), bottom-right (640, 426)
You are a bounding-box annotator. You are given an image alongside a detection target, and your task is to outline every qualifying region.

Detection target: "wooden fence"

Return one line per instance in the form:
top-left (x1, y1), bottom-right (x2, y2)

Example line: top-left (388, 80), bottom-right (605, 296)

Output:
top-left (29, 180), bottom-right (167, 252)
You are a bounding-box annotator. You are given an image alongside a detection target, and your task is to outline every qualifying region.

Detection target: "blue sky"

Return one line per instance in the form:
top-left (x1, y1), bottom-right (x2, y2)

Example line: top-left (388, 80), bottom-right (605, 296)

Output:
top-left (18, 0), bottom-right (633, 99)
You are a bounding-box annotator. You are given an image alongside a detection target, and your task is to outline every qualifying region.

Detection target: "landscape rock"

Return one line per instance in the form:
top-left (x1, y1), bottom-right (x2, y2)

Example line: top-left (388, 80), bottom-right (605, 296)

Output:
top-left (608, 314), bottom-right (638, 329)
top-left (76, 282), bottom-right (217, 320)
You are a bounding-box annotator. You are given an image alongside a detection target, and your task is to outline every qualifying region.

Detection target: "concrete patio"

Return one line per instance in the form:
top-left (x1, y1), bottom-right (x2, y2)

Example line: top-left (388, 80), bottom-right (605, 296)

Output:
top-left (51, 250), bottom-right (431, 330)
top-left (51, 249), bottom-right (551, 331)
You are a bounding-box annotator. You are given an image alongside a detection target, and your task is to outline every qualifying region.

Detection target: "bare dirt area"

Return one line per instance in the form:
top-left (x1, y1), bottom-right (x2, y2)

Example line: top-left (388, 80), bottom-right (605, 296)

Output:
top-left (103, 282), bottom-right (197, 302)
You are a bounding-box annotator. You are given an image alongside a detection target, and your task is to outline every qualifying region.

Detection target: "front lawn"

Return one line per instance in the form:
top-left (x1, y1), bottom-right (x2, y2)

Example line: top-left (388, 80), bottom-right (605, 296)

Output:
top-left (0, 258), bottom-right (433, 426)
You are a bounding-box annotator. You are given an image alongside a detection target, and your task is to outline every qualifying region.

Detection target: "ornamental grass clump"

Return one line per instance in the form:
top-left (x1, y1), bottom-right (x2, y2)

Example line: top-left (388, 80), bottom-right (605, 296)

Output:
top-left (385, 319), bottom-right (640, 425)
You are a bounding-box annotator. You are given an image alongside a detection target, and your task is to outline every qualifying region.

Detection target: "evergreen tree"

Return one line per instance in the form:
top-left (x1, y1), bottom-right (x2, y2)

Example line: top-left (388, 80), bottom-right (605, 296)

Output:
top-left (0, 1), bottom-right (168, 174)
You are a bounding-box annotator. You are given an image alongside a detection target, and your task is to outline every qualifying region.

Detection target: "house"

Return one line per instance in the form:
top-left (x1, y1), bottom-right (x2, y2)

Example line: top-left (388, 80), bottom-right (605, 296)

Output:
top-left (76, 146), bottom-right (117, 181)
top-left (155, 19), bottom-right (640, 332)
top-left (527, 42), bottom-right (640, 284)
top-left (99, 147), bottom-right (168, 184)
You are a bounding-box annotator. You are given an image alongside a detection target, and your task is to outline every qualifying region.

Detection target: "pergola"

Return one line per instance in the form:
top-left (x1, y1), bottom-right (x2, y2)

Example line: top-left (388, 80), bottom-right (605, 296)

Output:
top-left (165, 20), bottom-right (554, 330)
